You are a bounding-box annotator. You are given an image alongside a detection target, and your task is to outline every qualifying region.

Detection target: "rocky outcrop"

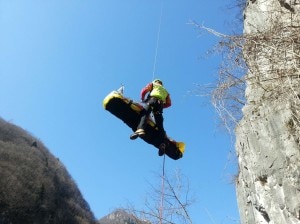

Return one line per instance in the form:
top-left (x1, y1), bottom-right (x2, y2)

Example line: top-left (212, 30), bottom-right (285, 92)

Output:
top-left (235, 0), bottom-right (300, 223)
top-left (98, 209), bottom-right (151, 224)
top-left (0, 118), bottom-right (97, 224)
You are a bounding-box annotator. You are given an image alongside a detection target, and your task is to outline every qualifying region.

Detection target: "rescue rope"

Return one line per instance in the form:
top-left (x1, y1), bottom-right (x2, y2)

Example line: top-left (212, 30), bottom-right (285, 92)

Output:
top-left (152, 2), bottom-right (166, 223)
top-left (152, 1), bottom-right (164, 81)
top-left (159, 153), bottom-right (166, 224)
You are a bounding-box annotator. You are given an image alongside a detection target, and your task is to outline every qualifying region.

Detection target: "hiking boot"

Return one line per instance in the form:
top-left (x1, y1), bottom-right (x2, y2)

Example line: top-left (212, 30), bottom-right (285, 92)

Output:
top-left (130, 129), bottom-right (145, 140)
top-left (158, 143), bottom-right (166, 156)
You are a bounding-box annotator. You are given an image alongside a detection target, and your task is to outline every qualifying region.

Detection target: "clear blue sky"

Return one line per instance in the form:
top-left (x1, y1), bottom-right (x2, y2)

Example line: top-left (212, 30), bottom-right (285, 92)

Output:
top-left (0, 0), bottom-right (241, 223)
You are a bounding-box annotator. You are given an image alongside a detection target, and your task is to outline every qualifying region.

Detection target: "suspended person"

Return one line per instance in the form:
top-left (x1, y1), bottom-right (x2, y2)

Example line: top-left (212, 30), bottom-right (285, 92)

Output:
top-left (130, 79), bottom-right (171, 154)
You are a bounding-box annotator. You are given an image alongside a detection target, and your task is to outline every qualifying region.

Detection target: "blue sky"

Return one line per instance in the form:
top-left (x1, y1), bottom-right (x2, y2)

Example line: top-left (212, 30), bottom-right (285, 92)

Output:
top-left (0, 0), bottom-right (241, 223)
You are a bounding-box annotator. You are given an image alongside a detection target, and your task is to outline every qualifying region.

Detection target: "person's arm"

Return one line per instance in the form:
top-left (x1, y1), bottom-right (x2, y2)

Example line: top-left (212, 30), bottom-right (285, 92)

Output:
top-left (163, 94), bottom-right (171, 108)
top-left (140, 83), bottom-right (153, 101)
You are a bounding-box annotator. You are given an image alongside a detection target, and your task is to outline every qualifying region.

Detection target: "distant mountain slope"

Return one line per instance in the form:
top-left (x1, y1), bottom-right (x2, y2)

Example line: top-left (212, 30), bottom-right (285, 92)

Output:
top-left (99, 209), bottom-right (151, 224)
top-left (0, 118), bottom-right (97, 224)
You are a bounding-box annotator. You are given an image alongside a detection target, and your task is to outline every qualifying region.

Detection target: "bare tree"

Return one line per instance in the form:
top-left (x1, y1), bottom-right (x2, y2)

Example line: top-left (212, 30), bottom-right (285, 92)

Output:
top-left (188, 11), bottom-right (300, 135)
top-left (188, 21), bottom-right (247, 134)
top-left (126, 169), bottom-right (195, 224)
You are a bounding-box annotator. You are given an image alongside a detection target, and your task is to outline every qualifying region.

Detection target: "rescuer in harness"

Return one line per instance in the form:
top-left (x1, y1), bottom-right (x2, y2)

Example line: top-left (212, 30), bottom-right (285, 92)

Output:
top-left (130, 79), bottom-right (171, 154)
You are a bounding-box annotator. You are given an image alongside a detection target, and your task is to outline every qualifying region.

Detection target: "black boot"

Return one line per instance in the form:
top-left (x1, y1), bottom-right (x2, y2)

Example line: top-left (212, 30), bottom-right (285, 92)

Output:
top-left (158, 143), bottom-right (166, 156)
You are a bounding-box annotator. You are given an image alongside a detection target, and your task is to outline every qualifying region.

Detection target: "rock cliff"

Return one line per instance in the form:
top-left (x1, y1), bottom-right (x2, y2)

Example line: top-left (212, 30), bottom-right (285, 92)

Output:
top-left (236, 0), bottom-right (300, 223)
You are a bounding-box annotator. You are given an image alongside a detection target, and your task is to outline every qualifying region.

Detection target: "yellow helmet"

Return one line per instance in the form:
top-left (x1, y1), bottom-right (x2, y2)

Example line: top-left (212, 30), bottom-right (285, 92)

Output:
top-left (153, 79), bottom-right (163, 85)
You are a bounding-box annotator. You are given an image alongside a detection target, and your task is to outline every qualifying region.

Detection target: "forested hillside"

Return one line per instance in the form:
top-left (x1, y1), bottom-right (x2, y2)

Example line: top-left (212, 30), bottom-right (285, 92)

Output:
top-left (0, 118), bottom-right (97, 224)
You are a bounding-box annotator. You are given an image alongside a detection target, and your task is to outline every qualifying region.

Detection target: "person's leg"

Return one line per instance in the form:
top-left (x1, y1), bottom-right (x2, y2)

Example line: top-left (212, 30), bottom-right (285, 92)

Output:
top-left (137, 103), bottom-right (151, 131)
top-left (130, 98), bottom-right (154, 140)
top-left (154, 112), bottom-right (167, 156)
top-left (153, 112), bottom-right (165, 136)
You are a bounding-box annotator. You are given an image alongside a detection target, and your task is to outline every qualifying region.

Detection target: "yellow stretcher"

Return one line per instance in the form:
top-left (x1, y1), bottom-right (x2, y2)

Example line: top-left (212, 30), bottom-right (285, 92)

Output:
top-left (103, 89), bottom-right (185, 160)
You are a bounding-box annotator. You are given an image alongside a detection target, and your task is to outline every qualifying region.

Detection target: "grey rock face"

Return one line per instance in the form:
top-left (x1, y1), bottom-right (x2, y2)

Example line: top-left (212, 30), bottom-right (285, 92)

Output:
top-left (236, 0), bottom-right (300, 223)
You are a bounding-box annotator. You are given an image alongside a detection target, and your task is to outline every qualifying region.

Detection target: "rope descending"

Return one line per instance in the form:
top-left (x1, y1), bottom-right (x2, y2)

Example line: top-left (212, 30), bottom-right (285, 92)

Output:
top-left (159, 154), bottom-right (166, 224)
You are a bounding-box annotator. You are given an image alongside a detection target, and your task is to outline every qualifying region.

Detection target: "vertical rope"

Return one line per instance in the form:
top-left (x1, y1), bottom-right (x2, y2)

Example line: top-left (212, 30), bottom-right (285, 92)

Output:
top-left (152, 1), bottom-right (164, 81)
top-left (159, 154), bottom-right (166, 224)
top-left (153, 2), bottom-right (166, 222)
